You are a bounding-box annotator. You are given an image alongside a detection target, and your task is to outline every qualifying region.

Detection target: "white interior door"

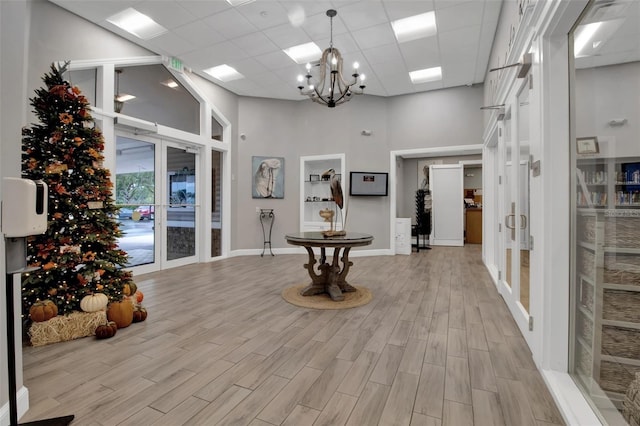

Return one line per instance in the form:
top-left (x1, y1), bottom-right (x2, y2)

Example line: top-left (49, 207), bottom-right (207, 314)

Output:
top-left (498, 77), bottom-right (534, 349)
top-left (430, 164), bottom-right (464, 246)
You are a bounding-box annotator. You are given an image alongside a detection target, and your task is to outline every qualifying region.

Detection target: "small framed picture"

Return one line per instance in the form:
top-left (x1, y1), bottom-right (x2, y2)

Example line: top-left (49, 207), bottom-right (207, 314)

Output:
top-left (309, 174), bottom-right (320, 182)
top-left (576, 137), bottom-right (599, 155)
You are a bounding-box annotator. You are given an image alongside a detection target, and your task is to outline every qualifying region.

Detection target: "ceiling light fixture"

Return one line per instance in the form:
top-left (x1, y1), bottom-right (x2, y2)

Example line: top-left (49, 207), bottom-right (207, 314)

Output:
top-left (225, 0), bottom-right (255, 6)
top-left (391, 11), bottom-right (437, 43)
top-left (203, 64), bottom-right (244, 82)
top-left (409, 66), bottom-right (442, 84)
top-left (162, 79), bottom-right (179, 89)
top-left (114, 69), bottom-right (136, 113)
top-left (296, 9), bottom-right (365, 108)
top-left (106, 8), bottom-right (167, 40)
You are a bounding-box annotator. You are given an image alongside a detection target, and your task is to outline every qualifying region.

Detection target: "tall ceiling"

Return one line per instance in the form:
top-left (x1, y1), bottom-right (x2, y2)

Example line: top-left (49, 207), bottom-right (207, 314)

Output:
top-left (50, 0), bottom-right (503, 101)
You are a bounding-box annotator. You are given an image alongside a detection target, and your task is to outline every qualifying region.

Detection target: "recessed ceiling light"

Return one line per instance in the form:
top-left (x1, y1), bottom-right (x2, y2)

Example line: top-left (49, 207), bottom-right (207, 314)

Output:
top-left (283, 42), bottom-right (322, 64)
top-left (106, 8), bottom-right (168, 40)
top-left (225, 0), bottom-right (256, 6)
top-left (391, 11), bottom-right (437, 43)
top-left (115, 94), bottom-right (136, 102)
top-left (203, 65), bottom-right (244, 82)
top-left (409, 66), bottom-right (442, 84)
top-left (162, 79), bottom-right (179, 89)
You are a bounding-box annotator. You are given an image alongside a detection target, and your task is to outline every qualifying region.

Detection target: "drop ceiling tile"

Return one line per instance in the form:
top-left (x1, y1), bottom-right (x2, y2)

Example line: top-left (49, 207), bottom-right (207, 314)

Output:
top-left (373, 59), bottom-right (408, 78)
top-left (302, 11), bottom-right (348, 40)
top-left (176, 1), bottom-right (230, 19)
top-left (232, 32), bottom-right (280, 57)
top-left (351, 23), bottom-right (396, 50)
top-left (255, 50), bottom-right (297, 70)
top-left (362, 43), bottom-right (404, 65)
top-left (410, 79), bottom-right (444, 92)
top-left (173, 20), bottom-right (226, 49)
top-left (236, 1), bottom-right (290, 30)
top-left (136, 1), bottom-right (195, 29)
top-left (202, 7), bottom-right (258, 40)
top-left (382, 0), bottom-right (435, 21)
top-left (315, 32), bottom-right (361, 55)
top-left (146, 32), bottom-right (194, 56)
top-left (263, 23), bottom-right (311, 50)
top-left (433, 0), bottom-right (472, 11)
top-left (399, 37), bottom-right (440, 70)
top-left (379, 74), bottom-right (415, 95)
top-left (337, 1), bottom-right (389, 32)
top-left (436, 1), bottom-right (484, 33)
top-left (285, 2), bottom-right (336, 20)
top-left (49, 0), bottom-right (509, 101)
top-left (52, 0), bottom-right (142, 23)
top-left (439, 26), bottom-right (482, 56)
top-left (273, 64), bottom-right (308, 85)
top-left (229, 57), bottom-right (270, 77)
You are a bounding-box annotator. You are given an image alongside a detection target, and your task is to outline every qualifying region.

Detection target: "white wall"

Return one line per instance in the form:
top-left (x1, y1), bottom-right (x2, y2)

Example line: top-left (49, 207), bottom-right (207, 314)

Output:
top-left (575, 62), bottom-right (640, 158)
top-left (1, 0), bottom-right (30, 421)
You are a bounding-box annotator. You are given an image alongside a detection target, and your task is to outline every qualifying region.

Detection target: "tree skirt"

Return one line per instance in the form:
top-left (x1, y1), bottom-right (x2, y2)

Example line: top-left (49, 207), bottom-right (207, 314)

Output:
top-left (282, 284), bottom-right (372, 310)
top-left (28, 311), bottom-right (106, 347)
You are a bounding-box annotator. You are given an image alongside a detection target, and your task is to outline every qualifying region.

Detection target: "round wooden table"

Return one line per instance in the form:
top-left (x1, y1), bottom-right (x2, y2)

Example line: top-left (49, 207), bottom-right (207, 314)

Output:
top-left (285, 232), bottom-right (374, 301)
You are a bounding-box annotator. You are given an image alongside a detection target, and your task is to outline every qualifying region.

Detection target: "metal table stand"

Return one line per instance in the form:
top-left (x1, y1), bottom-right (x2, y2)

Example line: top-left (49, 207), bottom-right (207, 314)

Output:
top-left (259, 209), bottom-right (274, 257)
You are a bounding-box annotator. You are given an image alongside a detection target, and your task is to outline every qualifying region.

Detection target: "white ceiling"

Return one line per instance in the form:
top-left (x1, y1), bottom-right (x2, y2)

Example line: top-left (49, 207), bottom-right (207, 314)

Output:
top-left (50, 0), bottom-right (503, 101)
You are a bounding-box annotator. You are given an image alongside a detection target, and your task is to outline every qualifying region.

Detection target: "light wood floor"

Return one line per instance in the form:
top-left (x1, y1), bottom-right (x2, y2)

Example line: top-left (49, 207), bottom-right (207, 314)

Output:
top-left (21, 245), bottom-right (565, 426)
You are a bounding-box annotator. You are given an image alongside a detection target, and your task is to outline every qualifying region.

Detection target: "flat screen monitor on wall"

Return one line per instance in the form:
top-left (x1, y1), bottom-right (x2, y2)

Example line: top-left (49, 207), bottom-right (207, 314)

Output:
top-left (349, 172), bottom-right (388, 196)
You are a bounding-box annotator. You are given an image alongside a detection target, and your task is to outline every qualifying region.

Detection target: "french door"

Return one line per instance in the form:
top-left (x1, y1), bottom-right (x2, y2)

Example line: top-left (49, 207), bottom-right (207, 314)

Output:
top-left (499, 77), bottom-right (534, 346)
top-left (115, 132), bottom-right (200, 273)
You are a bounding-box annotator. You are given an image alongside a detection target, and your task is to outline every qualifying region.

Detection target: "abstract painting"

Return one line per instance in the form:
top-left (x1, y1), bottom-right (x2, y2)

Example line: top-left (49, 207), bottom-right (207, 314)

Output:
top-left (252, 156), bottom-right (284, 198)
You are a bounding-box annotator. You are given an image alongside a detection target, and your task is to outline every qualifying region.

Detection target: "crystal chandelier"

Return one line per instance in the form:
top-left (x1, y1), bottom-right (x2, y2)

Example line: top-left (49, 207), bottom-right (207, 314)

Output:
top-left (297, 9), bottom-right (366, 108)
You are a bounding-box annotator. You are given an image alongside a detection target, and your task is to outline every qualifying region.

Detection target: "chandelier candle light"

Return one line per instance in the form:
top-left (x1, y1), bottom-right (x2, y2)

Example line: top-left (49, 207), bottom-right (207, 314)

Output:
top-left (297, 9), bottom-right (366, 108)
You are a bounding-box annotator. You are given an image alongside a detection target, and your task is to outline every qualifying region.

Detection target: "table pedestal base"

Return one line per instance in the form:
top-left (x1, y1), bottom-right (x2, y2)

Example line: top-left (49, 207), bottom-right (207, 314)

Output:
top-left (301, 246), bottom-right (355, 301)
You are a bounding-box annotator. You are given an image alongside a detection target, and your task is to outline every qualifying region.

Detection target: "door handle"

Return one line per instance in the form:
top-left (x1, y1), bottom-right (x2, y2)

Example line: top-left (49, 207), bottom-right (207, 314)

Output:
top-left (520, 215), bottom-right (527, 229)
top-left (505, 214), bottom-right (515, 229)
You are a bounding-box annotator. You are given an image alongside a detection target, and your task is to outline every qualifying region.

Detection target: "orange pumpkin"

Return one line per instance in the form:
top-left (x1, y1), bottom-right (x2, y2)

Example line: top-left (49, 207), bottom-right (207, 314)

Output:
top-left (134, 290), bottom-right (144, 303)
top-left (29, 300), bottom-right (58, 322)
top-left (132, 307), bottom-right (147, 323)
top-left (106, 301), bottom-right (134, 328)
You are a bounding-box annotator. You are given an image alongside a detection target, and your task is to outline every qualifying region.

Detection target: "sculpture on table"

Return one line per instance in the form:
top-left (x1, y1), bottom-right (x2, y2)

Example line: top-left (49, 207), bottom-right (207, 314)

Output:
top-left (319, 208), bottom-right (334, 224)
top-left (321, 168), bottom-right (347, 237)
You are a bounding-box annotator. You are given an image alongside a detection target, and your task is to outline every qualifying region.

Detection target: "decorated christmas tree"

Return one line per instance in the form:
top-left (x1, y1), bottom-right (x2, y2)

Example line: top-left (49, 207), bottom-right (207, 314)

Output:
top-left (21, 62), bottom-right (133, 316)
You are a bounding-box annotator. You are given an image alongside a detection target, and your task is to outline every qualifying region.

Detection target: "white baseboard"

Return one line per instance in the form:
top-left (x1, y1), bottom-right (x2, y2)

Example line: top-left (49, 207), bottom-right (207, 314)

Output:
top-left (0, 386), bottom-right (29, 426)
top-left (539, 370), bottom-right (602, 426)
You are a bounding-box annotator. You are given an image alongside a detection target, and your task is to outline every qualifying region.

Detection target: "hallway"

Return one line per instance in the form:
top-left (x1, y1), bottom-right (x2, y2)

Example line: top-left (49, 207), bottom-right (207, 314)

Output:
top-left (21, 246), bottom-right (564, 425)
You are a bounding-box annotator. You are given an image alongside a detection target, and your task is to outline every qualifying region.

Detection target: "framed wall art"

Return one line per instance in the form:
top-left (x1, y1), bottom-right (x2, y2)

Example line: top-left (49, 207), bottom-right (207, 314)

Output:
top-left (576, 137), bottom-right (599, 155)
top-left (252, 156), bottom-right (284, 198)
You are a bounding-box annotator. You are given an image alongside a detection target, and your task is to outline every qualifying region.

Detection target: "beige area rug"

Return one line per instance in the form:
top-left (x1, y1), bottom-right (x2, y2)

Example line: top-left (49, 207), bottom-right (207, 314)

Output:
top-left (282, 284), bottom-right (372, 310)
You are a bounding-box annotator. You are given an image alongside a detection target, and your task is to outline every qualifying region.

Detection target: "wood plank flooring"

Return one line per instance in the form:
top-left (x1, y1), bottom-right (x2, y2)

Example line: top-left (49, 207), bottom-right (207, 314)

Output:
top-left (21, 245), bottom-right (565, 425)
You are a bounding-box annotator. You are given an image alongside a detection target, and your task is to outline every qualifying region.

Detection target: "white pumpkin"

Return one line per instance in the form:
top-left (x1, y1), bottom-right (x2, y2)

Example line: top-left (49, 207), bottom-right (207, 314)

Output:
top-left (80, 293), bottom-right (109, 312)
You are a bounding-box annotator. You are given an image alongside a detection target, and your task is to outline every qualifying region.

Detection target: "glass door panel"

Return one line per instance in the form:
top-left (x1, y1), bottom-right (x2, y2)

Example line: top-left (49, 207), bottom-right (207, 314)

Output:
top-left (503, 108), bottom-right (514, 291)
top-left (165, 146), bottom-right (197, 262)
top-left (115, 136), bottom-right (156, 268)
top-left (518, 84), bottom-right (531, 313)
top-left (211, 150), bottom-right (222, 257)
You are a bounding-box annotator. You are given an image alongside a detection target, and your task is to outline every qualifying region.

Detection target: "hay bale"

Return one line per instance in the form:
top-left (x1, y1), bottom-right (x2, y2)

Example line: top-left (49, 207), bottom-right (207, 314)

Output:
top-left (28, 311), bottom-right (106, 347)
top-left (623, 372), bottom-right (640, 426)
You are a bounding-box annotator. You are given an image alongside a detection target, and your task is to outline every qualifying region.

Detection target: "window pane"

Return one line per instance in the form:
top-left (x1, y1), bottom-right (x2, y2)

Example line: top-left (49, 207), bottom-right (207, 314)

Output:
top-left (569, 2), bottom-right (640, 423)
top-left (115, 64), bottom-right (199, 134)
top-left (115, 137), bottom-right (155, 267)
